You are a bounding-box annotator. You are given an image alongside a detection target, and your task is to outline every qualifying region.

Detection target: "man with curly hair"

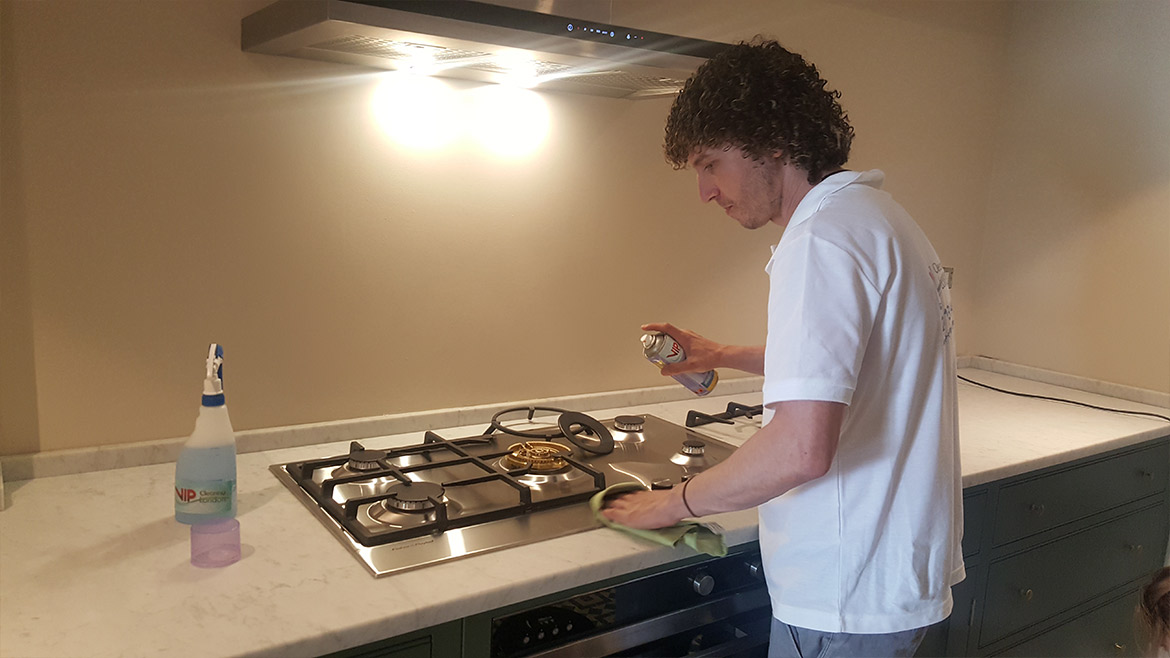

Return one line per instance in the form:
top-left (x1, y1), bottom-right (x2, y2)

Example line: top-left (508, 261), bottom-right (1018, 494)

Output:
top-left (603, 39), bottom-right (964, 657)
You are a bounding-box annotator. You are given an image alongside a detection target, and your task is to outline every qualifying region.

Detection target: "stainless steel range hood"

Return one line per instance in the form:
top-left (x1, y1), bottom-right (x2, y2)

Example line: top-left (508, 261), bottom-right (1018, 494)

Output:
top-left (241, 0), bottom-right (728, 99)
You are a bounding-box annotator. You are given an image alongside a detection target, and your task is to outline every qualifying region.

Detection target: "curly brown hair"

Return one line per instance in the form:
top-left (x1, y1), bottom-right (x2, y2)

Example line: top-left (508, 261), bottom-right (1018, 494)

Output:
top-left (1142, 566), bottom-right (1170, 651)
top-left (664, 38), bottom-right (854, 184)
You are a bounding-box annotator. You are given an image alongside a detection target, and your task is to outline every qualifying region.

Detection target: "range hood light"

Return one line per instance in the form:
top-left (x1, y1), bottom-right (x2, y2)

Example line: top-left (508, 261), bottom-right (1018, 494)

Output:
top-left (398, 42), bottom-right (441, 74)
top-left (494, 51), bottom-right (539, 88)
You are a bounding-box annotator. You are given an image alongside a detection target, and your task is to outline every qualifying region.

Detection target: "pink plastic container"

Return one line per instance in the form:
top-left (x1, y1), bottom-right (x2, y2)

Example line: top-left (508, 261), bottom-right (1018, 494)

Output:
top-left (190, 518), bottom-right (241, 568)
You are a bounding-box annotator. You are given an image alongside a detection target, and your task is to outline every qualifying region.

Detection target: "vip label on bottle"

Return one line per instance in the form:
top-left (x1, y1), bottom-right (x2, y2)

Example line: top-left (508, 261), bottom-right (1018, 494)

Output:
top-left (175, 480), bottom-right (235, 514)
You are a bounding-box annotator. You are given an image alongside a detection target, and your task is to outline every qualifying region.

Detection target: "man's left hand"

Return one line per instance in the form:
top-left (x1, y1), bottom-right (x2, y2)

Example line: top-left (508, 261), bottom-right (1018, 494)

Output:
top-left (601, 488), bottom-right (688, 529)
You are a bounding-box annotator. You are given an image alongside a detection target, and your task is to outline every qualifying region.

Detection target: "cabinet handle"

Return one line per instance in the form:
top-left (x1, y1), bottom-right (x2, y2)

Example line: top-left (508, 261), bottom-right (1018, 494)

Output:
top-left (1126, 543), bottom-right (1144, 553)
top-left (1138, 469), bottom-right (1153, 479)
top-left (1029, 503), bottom-right (1045, 515)
top-left (1019, 588), bottom-right (1034, 601)
top-left (1115, 642), bottom-right (1127, 652)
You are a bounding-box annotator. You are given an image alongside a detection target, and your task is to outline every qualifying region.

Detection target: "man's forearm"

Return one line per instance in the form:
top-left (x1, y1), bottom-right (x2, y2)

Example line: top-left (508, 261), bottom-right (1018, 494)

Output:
top-left (684, 400), bottom-right (844, 515)
top-left (716, 345), bottom-right (766, 376)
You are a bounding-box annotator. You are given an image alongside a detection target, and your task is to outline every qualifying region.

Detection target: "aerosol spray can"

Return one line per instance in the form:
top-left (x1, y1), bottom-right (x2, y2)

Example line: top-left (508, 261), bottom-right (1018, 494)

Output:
top-left (641, 331), bottom-right (718, 396)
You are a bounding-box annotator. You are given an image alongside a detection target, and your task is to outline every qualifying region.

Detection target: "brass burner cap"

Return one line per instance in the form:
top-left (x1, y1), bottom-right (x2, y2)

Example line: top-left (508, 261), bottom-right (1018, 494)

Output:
top-left (505, 441), bottom-right (570, 472)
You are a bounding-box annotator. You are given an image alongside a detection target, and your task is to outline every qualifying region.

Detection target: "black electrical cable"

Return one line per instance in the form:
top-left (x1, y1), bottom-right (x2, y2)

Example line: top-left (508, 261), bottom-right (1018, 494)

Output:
top-left (958, 375), bottom-right (1170, 424)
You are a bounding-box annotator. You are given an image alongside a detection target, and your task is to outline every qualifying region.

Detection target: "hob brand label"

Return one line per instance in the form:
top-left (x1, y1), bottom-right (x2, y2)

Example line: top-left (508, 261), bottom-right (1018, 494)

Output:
top-left (175, 479), bottom-right (234, 514)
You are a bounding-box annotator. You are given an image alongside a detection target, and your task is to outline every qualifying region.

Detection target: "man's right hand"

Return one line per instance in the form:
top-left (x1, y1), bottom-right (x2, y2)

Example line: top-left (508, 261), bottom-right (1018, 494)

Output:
top-left (642, 323), bottom-right (767, 376)
top-left (641, 322), bottom-right (725, 376)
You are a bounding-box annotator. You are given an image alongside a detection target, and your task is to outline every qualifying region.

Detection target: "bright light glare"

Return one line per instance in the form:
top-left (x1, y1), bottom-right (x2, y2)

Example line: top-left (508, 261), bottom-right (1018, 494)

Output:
top-left (398, 43), bottom-right (441, 75)
top-left (468, 85), bottom-right (549, 158)
top-left (370, 73), bottom-right (459, 149)
top-left (493, 50), bottom-right (539, 88)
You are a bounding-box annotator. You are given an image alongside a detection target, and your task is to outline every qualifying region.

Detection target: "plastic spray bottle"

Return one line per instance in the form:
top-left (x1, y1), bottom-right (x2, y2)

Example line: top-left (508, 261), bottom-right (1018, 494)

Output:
top-left (174, 344), bottom-right (238, 524)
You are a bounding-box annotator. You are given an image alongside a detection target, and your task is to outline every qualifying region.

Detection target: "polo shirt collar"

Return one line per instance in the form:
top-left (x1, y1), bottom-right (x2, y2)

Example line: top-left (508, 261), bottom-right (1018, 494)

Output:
top-left (765, 169), bottom-right (885, 272)
top-left (786, 169), bottom-right (883, 230)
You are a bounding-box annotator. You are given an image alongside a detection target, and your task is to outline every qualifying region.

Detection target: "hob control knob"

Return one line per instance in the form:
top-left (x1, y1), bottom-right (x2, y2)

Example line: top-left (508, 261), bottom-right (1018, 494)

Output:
top-left (690, 571), bottom-right (715, 596)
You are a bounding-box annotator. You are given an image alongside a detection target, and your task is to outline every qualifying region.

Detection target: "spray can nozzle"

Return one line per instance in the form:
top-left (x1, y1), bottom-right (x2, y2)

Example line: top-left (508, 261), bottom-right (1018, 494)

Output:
top-left (202, 344), bottom-right (225, 405)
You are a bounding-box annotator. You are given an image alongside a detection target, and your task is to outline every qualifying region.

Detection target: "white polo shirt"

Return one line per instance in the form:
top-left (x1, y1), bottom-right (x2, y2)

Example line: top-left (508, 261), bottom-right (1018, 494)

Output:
top-left (759, 170), bottom-right (964, 634)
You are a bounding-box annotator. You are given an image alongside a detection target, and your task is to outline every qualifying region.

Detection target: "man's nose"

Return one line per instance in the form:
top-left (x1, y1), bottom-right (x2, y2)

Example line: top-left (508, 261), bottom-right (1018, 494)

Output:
top-left (697, 176), bottom-right (718, 204)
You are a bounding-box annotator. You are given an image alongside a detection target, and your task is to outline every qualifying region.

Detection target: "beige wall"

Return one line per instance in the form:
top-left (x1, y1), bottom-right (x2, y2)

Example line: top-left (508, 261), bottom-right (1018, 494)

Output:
top-left (1, 0), bottom-right (1161, 457)
top-left (971, 0), bottom-right (1170, 393)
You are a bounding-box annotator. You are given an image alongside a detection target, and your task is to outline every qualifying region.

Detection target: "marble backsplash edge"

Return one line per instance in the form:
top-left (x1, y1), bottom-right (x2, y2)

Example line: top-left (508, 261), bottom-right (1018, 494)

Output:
top-left (0, 376), bottom-right (766, 484)
top-left (5, 356), bottom-right (1166, 488)
top-left (965, 356), bottom-right (1170, 408)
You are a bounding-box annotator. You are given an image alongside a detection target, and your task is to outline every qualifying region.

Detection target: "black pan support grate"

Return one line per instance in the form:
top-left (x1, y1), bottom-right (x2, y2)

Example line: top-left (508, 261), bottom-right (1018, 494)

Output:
top-left (685, 402), bottom-right (764, 428)
top-left (289, 430), bottom-right (607, 546)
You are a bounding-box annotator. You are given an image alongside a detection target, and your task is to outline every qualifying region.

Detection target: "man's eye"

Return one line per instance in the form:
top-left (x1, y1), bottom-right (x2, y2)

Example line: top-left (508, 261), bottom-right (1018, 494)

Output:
top-left (704, 164), bottom-right (714, 173)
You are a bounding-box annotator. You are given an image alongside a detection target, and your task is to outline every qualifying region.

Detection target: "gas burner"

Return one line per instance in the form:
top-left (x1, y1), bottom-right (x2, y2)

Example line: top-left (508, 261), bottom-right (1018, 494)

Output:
top-left (612, 415), bottom-right (646, 445)
top-left (670, 439), bottom-right (709, 471)
top-left (488, 408), bottom-right (616, 455)
top-left (503, 441), bottom-right (571, 472)
top-left (614, 415), bottom-right (645, 432)
top-left (367, 493), bottom-right (461, 529)
top-left (382, 481), bottom-right (445, 512)
top-left (347, 448), bottom-right (389, 472)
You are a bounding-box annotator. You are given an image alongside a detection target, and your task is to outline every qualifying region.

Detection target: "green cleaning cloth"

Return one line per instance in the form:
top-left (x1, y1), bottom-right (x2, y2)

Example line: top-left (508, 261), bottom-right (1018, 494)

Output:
top-left (590, 481), bottom-right (727, 557)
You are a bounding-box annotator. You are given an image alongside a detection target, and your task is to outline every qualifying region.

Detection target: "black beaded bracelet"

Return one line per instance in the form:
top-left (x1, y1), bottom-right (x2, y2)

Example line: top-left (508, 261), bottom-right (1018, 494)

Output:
top-left (680, 477), bottom-right (698, 518)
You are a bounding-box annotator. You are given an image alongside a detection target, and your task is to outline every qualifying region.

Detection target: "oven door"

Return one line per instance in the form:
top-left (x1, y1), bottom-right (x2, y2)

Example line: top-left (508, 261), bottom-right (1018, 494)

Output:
top-left (485, 549), bottom-right (772, 658)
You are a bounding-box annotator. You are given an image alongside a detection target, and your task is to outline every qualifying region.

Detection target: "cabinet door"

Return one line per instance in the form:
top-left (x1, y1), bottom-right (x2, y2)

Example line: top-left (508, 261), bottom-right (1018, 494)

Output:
top-left (992, 589), bottom-right (1144, 657)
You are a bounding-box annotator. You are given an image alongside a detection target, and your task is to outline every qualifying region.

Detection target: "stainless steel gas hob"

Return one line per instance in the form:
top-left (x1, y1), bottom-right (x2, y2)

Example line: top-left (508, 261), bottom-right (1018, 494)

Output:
top-left (270, 408), bottom-right (739, 577)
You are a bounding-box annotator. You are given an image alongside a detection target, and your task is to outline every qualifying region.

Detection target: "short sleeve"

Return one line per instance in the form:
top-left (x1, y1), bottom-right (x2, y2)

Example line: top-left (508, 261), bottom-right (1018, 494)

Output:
top-left (762, 231), bottom-right (880, 406)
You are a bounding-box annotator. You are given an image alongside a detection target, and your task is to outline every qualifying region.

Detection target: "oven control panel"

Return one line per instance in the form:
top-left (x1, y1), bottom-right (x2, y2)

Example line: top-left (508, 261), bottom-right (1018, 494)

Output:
top-left (488, 548), bottom-right (770, 657)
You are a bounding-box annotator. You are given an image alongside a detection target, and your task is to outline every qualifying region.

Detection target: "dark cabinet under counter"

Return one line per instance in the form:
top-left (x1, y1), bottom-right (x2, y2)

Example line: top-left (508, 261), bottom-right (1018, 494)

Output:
top-left (918, 434), bottom-right (1169, 657)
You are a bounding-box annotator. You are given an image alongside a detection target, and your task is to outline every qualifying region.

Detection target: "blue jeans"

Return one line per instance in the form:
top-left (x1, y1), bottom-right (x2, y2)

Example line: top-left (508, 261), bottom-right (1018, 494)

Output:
top-left (768, 618), bottom-right (927, 658)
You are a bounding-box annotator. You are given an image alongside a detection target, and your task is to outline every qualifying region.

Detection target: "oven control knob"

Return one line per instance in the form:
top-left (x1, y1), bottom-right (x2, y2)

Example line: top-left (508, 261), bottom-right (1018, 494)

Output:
top-left (690, 571), bottom-right (715, 596)
top-left (746, 559), bottom-right (765, 580)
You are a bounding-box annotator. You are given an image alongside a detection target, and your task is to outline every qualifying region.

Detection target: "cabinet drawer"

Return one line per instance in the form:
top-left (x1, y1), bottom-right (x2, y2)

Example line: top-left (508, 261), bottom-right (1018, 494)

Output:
top-left (980, 503), bottom-right (1166, 647)
top-left (993, 589), bottom-right (1142, 657)
top-left (323, 620), bottom-right (462, 658)
top-left (992, 444), bottom-right (1168, 546)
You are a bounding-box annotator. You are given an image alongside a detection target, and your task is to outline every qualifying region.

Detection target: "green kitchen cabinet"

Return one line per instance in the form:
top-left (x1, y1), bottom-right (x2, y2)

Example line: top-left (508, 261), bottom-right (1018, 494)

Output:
top-left (991, 588), bottom-right (1144, 657)
top-left (922, 435), bottom-right (1169, 657)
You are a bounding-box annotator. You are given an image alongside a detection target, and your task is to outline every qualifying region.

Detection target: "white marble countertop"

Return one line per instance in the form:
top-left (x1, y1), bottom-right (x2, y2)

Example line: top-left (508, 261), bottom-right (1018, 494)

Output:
top-left (1, 367), bottom-right (1167, 658)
